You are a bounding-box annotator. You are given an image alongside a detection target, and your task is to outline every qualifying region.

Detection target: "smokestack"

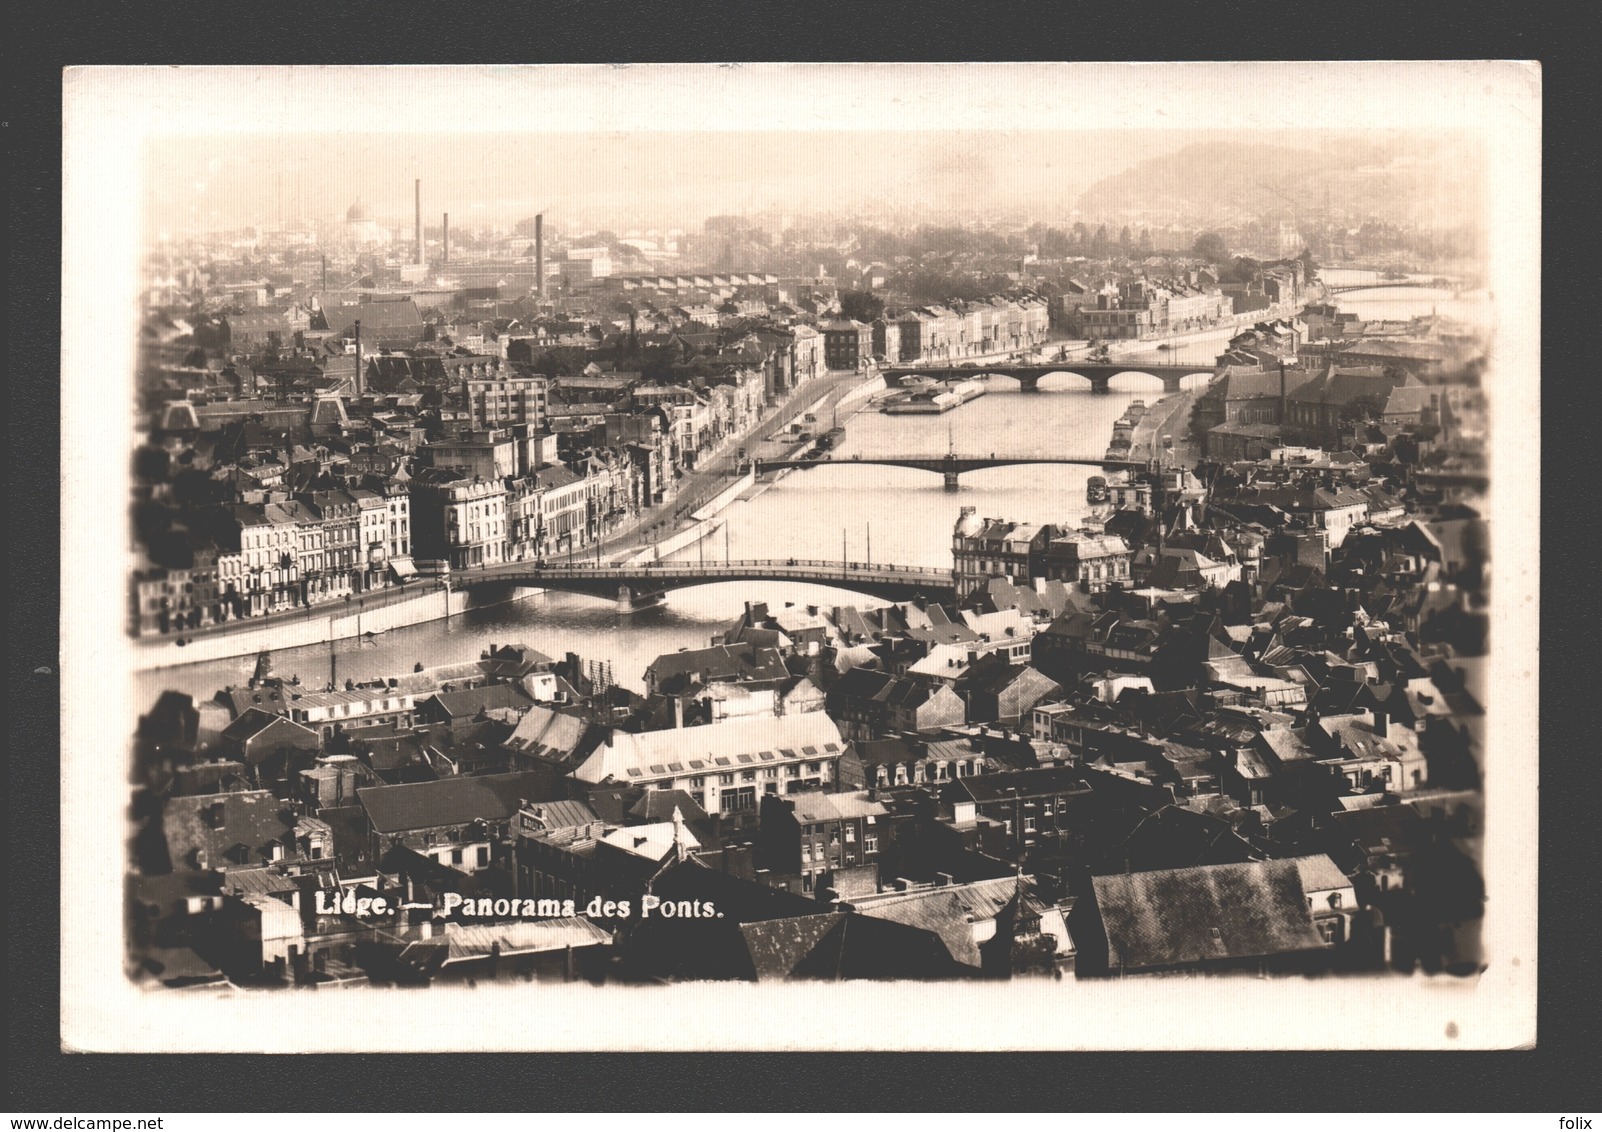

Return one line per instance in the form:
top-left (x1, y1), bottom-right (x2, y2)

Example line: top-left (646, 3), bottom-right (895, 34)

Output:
top-left (536, 214), bottom-right (545, 300)
top-left (443, 213), bottom-right (450, 264)
top-left (321, 254), bottom-right (327, 293)
top-left (354, 320), bottom-right (363, 398)
top-left (1278, 359), bottom-right (1288, 426)
top-left (414, 179), bottom-right (423, 266)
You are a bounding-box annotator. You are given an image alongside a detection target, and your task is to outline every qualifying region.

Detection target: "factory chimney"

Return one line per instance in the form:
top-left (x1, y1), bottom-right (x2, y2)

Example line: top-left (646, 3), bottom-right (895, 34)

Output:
top-left (321, 254), bottom-right (328, 293)
top-left (535, 213), bottom-right (545, 300)
top-left (354, 320), bottom-right (363, 398)
top-left (443, 213), bottom-right (450, 265)
top-left (1278, 359), bottom-right (1288, 426)
top-left (414, 179), bottom-right (423, 266)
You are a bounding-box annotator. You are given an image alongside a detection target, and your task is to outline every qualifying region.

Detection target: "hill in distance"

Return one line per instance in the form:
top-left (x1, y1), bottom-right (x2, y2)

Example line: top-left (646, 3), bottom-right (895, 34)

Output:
top-left (1076, 138), bottom-right (1483, 228)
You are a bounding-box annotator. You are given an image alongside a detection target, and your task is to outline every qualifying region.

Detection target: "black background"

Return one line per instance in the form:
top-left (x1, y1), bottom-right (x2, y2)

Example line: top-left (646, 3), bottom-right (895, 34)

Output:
top-left (8, 1), bottom-right (1597, 1112)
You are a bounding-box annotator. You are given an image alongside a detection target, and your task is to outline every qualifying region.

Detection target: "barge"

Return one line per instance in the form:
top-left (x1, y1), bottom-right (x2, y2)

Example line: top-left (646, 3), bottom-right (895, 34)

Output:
top-left (881, 377), bottom-right (988, 415)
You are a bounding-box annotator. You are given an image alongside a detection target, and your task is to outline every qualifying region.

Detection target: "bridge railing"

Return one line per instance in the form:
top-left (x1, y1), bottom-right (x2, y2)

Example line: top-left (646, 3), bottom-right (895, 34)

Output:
top-left (472, 558), bottom-right (952, 580)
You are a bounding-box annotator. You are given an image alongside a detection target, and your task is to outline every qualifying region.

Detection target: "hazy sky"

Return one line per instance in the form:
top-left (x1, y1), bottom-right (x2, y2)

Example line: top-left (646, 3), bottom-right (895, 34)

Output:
top-left (145, 128), bottom-right (1338, 235)
top-left (114, 62), bottom-right (1511, 239)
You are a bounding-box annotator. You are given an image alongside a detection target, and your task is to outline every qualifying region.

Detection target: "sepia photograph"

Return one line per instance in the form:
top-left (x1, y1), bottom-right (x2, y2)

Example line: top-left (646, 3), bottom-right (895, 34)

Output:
top-left (59, 61), bottom-right (1540, 1052)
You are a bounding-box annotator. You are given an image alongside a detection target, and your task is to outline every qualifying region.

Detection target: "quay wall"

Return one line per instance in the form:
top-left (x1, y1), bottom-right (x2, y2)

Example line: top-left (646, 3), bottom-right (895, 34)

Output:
top-left (131, 584), bottom-right (547, 671)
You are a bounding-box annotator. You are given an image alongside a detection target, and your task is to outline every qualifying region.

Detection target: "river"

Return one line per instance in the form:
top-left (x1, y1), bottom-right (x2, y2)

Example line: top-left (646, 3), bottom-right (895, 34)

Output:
top-left (133, 381), bottom-right (1181, 705)
top-left (132, 275), bottom-right (1491, 708)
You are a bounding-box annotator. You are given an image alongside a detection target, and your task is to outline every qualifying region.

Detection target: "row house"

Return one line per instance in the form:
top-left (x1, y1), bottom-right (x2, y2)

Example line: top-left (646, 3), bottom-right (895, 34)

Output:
top-left (380, 480), bottom-right (412, 563)
top-left (1042, 531), bottom-right (1133, 593)
top-left (823, 319), bottom-right (873, 372)
top-left (409, 468), bottom-right (508, 570)
top-left (132, 544), bottom-right (224, 635)
top-left (792, 324), bottom-right (825, 384)
top-left (944, 766), bottom-right (1096, 858)
top-left (850, 735), bottom-right (990, 791)
top-left (266, 498), bottom-right (347, 605)
top-left (705, 367), bottom-right (764, 444)
top-left (634, 385), bottom-right (713, 469)
top-left (349, 489), bottom-right (393, 587)
top-left (951, 508), bottom-right (1057, 599)
top-left (918, 306), bottom-right (963, 361)
top-left (283, 686), bottom-right (420, 740)
top-left (896, 310), bottom-right (935, 362)
top-left (758, 791), bottom-right (888, 897)
top-left (296, 491), bottom-right (364, 596)
top-left (532, 464), bottom-right (589, 557)
top-left (871, 318), bottom-right (901, 364)
top-left (575, 449), bottom-right (645, 540)
top-left (214, 503), bottom-right (303, 619)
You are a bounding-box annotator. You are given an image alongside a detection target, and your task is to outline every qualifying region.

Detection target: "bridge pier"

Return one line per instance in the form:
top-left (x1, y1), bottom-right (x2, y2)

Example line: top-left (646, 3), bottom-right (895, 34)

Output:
top-left (1017, 375), bottom-right (1041, 393)
top-left (1090, 377), bottom-right (1110, 395)
top-left (943, 471), bottom-right (961, 492)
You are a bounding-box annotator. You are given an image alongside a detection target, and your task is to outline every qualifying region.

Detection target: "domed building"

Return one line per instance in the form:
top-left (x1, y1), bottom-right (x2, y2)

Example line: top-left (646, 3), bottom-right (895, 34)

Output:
top-left (338, 198), bottom-right (392, 249)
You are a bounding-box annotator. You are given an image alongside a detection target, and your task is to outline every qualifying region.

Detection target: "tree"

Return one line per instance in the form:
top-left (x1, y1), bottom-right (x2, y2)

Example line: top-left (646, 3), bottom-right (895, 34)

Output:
top-left (1092, 225), bottom-right (1111, 256)
top-left (1192, 232), bottom-right (1230, 264)
top-left (838, 289), bottom-right (886, 324)
top-left (1137, 228), bottom-right (1154, 257)
top-left (1119, 226), bottom-right (1133, 254)
top-left (1217, 256), bottom-right (1262, 285)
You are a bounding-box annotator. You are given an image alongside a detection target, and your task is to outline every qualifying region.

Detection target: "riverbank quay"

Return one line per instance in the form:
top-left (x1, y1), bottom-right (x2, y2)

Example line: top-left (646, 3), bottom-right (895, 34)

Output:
top-left (131, 582), bottom-right (493, 670)
top-left (131, 369), bottom-right (877, 671)
top-left (1127, 385), bottom-right (1205, 467)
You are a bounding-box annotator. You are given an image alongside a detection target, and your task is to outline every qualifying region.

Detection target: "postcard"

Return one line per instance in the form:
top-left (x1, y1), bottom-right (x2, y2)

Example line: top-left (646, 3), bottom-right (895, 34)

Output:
top-left (60, 61), bottom-right (1539, 1051)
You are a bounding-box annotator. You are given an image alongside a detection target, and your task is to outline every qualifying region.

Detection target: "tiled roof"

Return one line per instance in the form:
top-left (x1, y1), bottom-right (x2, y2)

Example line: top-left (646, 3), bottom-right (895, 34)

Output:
top-left (519, 799), bottom-right (600, 831)
top-left (1091, 860), bottom-right (1328, 970)
top-left (848, 877), bottom-right (1033, 968)
top-left (357, 771), bottom-right (551, 834)
top-left (574, 712), bottom-right (847, 785)
top-left (420, 683), bottom-right (534, 720)
top-left (162, 790), bottom-right (296, 871)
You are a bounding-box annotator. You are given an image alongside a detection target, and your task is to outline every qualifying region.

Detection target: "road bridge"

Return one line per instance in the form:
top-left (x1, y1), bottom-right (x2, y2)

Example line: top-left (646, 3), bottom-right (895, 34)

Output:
top-left (1325, 280), bottom-right (1460, 295)
top-left (755, 452), bottom-right (1152, 490)
top-left (457, 558), bottom-right (957, 611)
top-left (879, 362), bottom-right (1218, 394)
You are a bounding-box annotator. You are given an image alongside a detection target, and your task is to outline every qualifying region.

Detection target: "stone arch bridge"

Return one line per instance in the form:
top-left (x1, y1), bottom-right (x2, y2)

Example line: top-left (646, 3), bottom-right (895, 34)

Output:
top-left (879, 362), bottom-right (1218, 394)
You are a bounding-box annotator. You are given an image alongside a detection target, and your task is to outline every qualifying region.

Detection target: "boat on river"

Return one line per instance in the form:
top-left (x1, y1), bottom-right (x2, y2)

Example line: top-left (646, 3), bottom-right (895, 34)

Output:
top-left (881, 377), bottom-right (987, 415)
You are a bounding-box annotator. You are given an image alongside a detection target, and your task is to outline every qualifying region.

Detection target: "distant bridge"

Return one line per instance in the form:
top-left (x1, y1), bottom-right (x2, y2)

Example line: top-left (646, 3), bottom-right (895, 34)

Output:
top-left (756, 452), bottom-right (1152, 490)
top-left (879, 363), bottom-right (1218, 394)
top-left (459, 558), bottom-right (957, 610)
top-left (1325, 280), bottom-right (1460, 295)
